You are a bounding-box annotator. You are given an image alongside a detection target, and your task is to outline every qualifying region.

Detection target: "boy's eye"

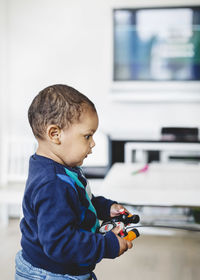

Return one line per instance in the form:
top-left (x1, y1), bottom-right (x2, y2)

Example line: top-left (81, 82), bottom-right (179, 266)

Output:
top-left (85, 135), bottom-right (91, 140)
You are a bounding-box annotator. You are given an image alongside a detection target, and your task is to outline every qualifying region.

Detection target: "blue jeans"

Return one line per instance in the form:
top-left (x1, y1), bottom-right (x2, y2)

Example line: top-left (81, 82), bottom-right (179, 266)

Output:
top-left (15, 251), bottom-right (97, 280)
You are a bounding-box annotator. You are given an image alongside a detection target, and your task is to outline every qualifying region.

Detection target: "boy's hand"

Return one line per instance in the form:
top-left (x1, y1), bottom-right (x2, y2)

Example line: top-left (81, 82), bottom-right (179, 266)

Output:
top-left (112, 226), bottom-right (133, 256)
top-left (110, 203), bottom-right (129, 217)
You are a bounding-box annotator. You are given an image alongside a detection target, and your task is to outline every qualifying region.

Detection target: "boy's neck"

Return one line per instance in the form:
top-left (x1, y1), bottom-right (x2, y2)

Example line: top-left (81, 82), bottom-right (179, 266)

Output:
top-left (36, 141), bottom-right (64, 165)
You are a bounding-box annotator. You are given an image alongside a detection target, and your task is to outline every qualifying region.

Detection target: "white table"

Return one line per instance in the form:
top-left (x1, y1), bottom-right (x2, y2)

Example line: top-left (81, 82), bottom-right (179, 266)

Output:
top-left (124, 142), bottom-right (200, 163)
top-left (100, 163), bottom-right (200, 207)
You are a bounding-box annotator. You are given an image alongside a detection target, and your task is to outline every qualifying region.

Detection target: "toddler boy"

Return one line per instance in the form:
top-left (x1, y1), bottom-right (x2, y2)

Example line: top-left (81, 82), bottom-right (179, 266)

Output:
top-left (15, 84), bottom-right (133, 280)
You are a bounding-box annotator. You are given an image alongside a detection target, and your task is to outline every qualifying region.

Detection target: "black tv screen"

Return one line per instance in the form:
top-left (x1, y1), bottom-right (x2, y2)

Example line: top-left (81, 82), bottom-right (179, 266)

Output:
top-left (113, 7), bottom-right (200, 81)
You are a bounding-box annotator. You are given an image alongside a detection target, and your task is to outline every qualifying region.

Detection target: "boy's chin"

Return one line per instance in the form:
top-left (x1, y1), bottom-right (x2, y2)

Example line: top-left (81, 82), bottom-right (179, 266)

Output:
top-left (76, 160), bottom-right (84, 167)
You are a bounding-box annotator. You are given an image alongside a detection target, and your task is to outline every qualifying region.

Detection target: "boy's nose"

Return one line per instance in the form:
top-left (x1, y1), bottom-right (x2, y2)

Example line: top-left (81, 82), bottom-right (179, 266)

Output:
top-left (90, 139), bottom-right (95, 148)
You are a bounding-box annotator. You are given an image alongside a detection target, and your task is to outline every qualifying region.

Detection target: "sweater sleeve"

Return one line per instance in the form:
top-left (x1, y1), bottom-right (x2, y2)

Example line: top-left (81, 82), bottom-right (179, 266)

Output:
top-left (32, 178), bottom-right (119, 266)
top-left (91, 195), bottom-right (118, 221)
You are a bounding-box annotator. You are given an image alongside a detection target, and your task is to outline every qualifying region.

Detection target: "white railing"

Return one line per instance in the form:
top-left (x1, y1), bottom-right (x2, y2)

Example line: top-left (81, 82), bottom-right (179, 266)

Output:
top-left (0, 136), bottom-right (37, 226)
top-left (0, 136), bottom-right (37, 186)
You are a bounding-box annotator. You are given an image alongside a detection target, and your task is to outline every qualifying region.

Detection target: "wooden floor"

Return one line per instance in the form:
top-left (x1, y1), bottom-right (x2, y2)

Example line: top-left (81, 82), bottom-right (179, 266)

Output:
top-left (1, 219), bottom-right (200, 280)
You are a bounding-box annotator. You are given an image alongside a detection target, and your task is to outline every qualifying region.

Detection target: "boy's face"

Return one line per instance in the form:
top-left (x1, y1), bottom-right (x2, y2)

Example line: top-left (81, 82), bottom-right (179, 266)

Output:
top-left (58, 108), bottom-right (98, 167)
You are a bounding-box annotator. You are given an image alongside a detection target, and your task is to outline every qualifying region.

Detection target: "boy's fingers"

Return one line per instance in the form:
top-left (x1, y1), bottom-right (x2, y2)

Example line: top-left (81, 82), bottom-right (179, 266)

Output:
top-left (112, 227), bottom-right (133, 250)
top-left (127, 240), bottom-right (133, 249)
top-left (112, 226), bottom-right (122, 235)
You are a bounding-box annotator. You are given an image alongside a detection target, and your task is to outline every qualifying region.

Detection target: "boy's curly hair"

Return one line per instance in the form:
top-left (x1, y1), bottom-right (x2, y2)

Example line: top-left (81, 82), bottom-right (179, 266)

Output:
top-left (28, 84), bottom-right (96, 139)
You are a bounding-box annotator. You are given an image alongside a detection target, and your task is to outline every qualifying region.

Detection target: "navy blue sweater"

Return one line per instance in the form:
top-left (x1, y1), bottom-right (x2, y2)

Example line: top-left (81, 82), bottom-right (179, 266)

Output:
top-left (20, 154), bottom-right (119, 275)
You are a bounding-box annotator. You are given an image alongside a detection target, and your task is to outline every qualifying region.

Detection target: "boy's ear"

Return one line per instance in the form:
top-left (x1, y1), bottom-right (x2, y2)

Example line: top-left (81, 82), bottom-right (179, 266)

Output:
top-left (47, 125), bottom-right (61, 144)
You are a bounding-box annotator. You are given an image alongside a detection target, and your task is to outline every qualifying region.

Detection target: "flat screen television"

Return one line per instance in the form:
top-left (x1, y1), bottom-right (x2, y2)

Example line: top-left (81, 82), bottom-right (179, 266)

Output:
top-left (110, 6), bottom-right (200, 102)
top-left (112, 6), bottom-right (200, 100)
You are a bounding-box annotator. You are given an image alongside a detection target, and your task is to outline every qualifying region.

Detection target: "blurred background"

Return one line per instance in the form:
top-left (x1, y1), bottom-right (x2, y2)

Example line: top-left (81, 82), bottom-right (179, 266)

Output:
top-left (0, 0), bottom-right (200, 279)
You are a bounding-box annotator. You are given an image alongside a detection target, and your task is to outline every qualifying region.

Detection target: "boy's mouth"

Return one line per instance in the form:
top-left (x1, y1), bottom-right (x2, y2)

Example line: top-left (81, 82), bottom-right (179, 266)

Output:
top-left (85, 151), bottom-right (92, 158)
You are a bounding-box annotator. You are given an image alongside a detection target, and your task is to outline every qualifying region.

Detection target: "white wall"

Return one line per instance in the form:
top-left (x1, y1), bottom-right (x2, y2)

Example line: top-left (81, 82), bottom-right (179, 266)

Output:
top-left (4, 0), bottom-right (112, 135)
top-left (1, 0), bottom-right (200, 167)
top-left (0, 0), bottom-right (9, 184)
